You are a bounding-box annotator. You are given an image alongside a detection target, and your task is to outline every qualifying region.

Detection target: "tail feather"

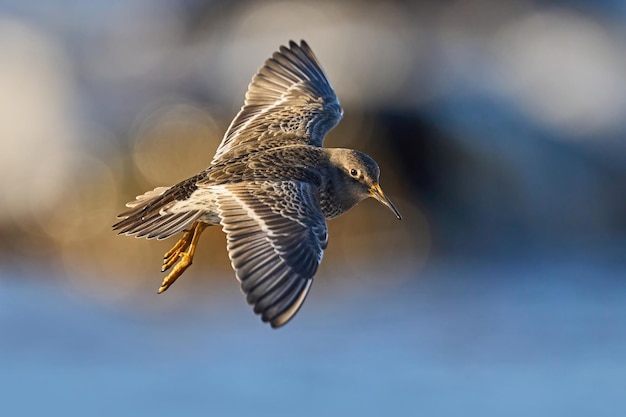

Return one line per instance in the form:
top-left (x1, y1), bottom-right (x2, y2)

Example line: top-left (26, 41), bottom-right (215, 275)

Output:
top-left (113, 185), bottom-right (204, 240)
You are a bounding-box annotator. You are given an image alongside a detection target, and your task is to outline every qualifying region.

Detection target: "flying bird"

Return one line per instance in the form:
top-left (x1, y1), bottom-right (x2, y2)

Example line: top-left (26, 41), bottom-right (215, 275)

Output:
top-left (113, 40), bottom-right (401, 328)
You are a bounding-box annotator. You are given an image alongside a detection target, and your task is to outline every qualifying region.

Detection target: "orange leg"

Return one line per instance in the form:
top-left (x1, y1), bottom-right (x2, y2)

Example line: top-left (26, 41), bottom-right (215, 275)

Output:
top-left (162, 229), bottom-right (193, 272)
top-left (158, 221), bottom-right (208, 294)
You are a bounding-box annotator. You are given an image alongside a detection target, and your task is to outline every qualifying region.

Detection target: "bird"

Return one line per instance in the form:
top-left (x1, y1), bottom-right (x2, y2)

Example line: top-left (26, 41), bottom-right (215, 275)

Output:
top-left (113, 40), bottom-right (402, 328)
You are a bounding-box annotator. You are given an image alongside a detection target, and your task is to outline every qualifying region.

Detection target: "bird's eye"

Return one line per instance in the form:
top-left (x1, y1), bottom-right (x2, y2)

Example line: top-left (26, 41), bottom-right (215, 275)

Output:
top-left (350, 169), bottom-right (358, 177)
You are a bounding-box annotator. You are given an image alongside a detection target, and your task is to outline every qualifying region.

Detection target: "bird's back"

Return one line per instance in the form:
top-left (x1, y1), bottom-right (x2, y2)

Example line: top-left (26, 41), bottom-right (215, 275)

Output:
top-left (200, 143), bottom-right (329, 187)
top-left (204, 145), bottom-right (372, 220)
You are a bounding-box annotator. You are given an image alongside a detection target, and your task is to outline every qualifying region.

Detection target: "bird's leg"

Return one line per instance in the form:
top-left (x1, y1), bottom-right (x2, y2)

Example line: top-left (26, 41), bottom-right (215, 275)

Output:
top-left (162, 229), bottom-right (194, 272)
top-left (158, 221), bottom-right (208, 294)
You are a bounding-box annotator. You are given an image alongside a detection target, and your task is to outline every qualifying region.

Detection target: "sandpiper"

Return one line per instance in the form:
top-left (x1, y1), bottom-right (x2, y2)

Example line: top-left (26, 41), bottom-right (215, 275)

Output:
top-left (114, 40), bottom-right (401, 328)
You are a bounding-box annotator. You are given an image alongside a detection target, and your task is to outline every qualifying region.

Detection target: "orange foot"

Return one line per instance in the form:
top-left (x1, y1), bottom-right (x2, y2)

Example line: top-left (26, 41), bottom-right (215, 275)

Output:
top-left (158, 221), bottom-right (208, 294)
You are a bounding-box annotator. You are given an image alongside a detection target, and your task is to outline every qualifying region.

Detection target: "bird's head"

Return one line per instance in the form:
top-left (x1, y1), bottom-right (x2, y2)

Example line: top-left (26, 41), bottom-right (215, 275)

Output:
top-left (328, 149), bottom-right (402, 220)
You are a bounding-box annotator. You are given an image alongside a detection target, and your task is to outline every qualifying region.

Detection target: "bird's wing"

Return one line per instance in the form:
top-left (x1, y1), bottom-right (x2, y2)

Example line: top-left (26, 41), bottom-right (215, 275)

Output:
top-left (113, 175), bottom-right (207, 240)
top-left (211, 40), bottom-right (343, 164)
top-left (215, 180), bottom-right (328, 328)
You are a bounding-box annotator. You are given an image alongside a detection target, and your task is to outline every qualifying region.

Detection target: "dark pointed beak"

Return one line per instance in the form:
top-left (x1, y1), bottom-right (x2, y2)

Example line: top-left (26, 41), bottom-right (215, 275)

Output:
top-left (370, 183), bottom-right (402, 220)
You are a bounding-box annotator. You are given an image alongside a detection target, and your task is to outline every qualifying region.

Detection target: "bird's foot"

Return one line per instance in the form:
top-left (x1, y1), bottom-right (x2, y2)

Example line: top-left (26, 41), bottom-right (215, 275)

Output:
top-left (158, 252), bottom-right (192, 294)
top-left (157, 222), bottom-right (207, 294)
top-left (162, 229), bottom-right (193, 272)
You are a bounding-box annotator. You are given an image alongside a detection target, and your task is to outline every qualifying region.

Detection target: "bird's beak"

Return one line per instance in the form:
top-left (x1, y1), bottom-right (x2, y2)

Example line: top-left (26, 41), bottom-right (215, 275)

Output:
top-left (370, 183), bottom-right (402, 220)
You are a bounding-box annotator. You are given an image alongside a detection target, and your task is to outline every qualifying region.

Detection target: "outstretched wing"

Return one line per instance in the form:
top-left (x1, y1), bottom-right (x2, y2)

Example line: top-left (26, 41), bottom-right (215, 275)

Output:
top-left (212, 40), bottom-right (343, 164)
top-left (216, 181), bottom-right (328, 328)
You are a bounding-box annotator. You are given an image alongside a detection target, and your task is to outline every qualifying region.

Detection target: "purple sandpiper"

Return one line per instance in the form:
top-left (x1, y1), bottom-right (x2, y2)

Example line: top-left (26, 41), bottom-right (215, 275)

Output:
top-left (114, 41), bottom-right (401, 328)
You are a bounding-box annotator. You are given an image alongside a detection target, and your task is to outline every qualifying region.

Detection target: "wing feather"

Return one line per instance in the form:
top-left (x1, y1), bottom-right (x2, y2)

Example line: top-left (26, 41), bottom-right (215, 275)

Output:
top-left (216, 181), bottom-right (327, 328)
top-left (212, 40), bottom-right (343, 164)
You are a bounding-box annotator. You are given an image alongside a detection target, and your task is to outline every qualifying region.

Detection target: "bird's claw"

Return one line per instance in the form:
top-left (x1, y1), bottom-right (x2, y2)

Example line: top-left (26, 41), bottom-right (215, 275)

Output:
top-left (157, 222), bottom-right (207, 294)
top-left (162, 230), bottom-right (192, 272)
top-left (158, 253), bottom-right (192, 294)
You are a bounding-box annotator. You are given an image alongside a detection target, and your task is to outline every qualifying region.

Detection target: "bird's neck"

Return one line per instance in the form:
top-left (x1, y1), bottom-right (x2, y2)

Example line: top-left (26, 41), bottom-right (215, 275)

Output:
top-left (318, 168), bottom-right (363, 219)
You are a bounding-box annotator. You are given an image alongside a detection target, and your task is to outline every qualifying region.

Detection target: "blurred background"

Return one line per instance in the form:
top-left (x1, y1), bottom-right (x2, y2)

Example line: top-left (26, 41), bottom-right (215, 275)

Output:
top-left (1, 0), bottom-right (625, 415)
